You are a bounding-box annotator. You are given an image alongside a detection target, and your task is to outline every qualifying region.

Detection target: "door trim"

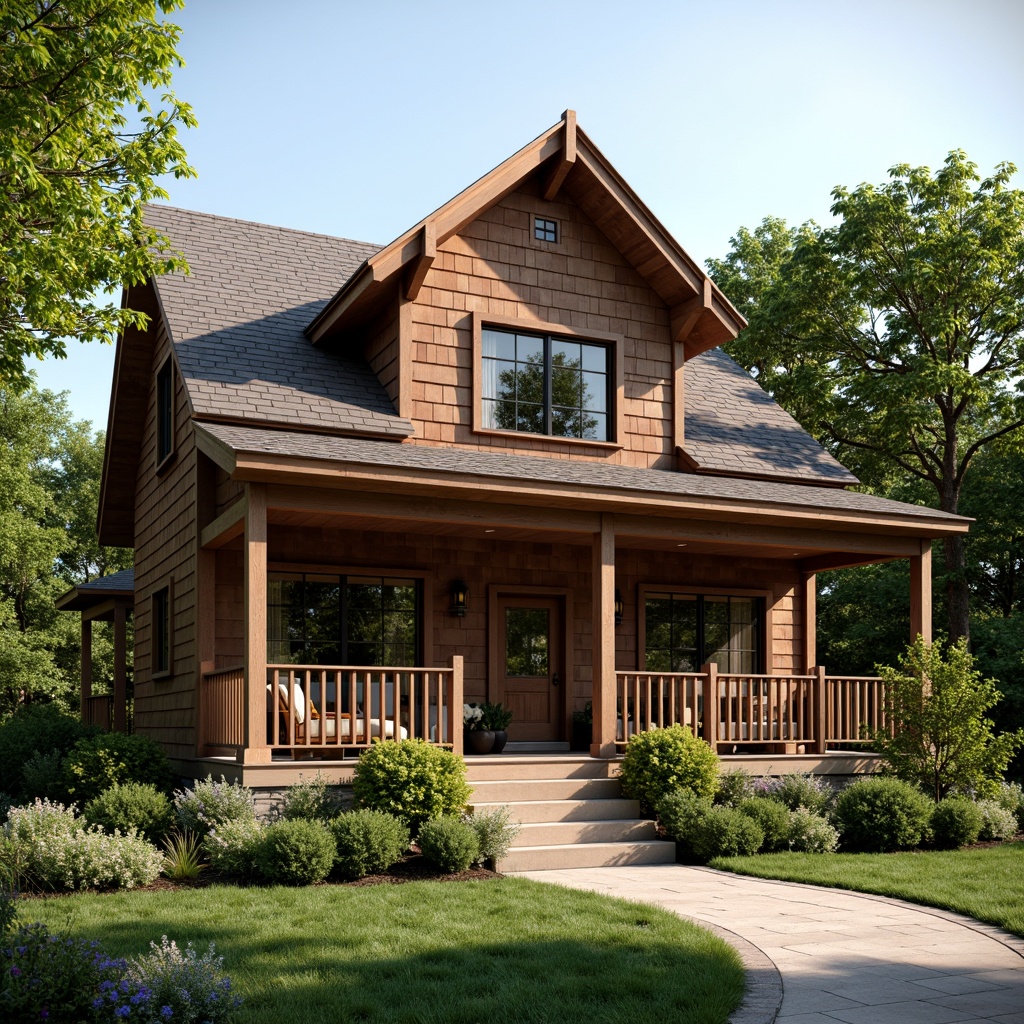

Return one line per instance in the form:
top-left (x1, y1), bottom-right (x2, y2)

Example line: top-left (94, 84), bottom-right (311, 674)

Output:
top-left (488, 584), bottom-right (573, 742)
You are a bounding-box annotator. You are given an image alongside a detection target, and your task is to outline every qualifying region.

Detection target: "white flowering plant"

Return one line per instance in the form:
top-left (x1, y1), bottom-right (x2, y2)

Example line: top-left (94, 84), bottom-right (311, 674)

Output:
top-left (463, 703), bottom-right (484, 730)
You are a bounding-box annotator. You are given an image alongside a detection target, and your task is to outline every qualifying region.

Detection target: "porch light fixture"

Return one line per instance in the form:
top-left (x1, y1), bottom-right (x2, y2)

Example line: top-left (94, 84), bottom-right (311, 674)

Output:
top-left (450, 580), bottom-right (469, 617)
top-left (614, 588), bottom-right (624, 626)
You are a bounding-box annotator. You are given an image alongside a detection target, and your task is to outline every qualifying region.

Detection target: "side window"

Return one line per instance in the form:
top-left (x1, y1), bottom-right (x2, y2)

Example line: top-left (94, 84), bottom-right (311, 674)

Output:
top-left (156, 356), bottom-right (174, 466)
top-left (153, 585), bottom-right (172, 675)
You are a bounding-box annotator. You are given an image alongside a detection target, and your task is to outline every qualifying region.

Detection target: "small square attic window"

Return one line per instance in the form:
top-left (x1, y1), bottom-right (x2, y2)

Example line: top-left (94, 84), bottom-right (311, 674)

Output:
top-left (533, 216), bottom-right (558, 243)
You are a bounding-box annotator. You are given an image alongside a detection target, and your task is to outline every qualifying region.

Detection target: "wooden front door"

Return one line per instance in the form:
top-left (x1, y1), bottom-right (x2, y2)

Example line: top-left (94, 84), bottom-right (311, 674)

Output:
top-left (496, 596), bottom-right (563, 742)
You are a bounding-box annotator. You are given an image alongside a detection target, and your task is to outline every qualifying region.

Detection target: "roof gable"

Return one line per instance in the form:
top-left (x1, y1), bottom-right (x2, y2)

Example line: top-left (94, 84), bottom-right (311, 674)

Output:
top-left (307, 111), bottom-right (745, 358)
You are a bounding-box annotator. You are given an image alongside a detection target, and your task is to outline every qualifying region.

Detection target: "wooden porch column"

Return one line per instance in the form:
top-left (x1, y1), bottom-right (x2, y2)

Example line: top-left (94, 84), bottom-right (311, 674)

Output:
top-left (80, 618), bottom-right (92, 721)
top-left (112, 603), bottom-right (127, 733)
top-left (243, 485), bottom-right (271, 764)
top-left (802, 572), bottom-right (817, 673)
top-left (909, 540), bottom-right (933, 645)
top-left (590, 513), bottom-right (616, 759)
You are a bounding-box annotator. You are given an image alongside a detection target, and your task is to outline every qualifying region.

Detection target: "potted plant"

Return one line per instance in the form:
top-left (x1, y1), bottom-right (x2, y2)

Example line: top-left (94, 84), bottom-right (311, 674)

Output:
top-left (480, 701), bottom-right (513, 754)
top-left (571, 701), bottom-right (592, 751)
top-left (463, 703), bottom-right (494, 754)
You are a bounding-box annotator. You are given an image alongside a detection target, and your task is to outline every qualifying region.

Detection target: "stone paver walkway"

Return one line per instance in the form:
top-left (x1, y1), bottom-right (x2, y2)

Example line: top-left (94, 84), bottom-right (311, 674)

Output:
top-left (510, 864), bottom-right (1024, 1024)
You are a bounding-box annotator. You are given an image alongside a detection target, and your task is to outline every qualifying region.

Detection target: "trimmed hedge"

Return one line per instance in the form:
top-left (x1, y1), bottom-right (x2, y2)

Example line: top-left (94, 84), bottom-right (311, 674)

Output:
top-left (418, 817), bottom-right (479, 873)
top-left (832, 777), bottom-right (934, 852)
top-left (329, 809), bottom-right (409, 881)
top-left (618, 726), bottom-right (718, 814)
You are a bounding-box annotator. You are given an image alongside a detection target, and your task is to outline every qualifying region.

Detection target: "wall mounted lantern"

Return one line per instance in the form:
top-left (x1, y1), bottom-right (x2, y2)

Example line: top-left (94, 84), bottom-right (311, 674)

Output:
top-left (450, 580), bottom-right (469, 617)
top-left (614, 588), bottom-right (624, 626)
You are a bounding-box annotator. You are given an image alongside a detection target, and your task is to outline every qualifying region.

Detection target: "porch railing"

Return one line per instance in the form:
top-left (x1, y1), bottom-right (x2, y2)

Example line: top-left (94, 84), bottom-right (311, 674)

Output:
top-left (200, 659), bottom-right (464, 758)
top-left (615, 667), bottom-right (887, 752)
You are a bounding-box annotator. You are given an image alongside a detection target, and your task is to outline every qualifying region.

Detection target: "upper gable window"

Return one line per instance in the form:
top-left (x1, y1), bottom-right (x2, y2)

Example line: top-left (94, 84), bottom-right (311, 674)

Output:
top-left (533, 216), bottom-right (558, 243)
top-left (481, 327), bottom-right (610, 442)
top-left (155, 356), bottom-right (174, 467)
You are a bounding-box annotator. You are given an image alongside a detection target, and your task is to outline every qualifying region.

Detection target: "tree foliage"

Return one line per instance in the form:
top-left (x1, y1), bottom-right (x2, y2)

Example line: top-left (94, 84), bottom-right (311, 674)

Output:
top-left (874, 637), bottom-right (1024, 800)
top-left (0, 0), bottom-right (194, 387)
top-left (708, 152), bottom-right (1024, 640)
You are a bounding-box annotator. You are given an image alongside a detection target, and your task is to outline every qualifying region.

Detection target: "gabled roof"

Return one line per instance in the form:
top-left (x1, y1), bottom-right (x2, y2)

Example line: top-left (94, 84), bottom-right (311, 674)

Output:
top-left (306, 111), bottom-right (746, 358)
top-left (55, 568), bottom-right (135, 612)
top-left (682, 349), bottom-right (858, 487)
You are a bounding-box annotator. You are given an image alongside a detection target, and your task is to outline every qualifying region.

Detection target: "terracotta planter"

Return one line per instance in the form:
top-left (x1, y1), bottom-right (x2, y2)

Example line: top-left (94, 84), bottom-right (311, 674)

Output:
top-left (467, 729), bottom-right (495, 755)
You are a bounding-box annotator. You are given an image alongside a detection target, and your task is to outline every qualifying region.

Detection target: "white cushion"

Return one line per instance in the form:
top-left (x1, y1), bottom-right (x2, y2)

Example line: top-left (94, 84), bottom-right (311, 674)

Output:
top-left (267, 681), bottom-right (305, 724)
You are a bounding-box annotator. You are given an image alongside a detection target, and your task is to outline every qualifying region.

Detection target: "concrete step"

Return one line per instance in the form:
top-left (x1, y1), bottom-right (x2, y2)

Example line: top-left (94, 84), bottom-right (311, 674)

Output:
top-left (469, 777), bottom-right (622, 803)
top-left (464, 757), bottom-right (616, 782)
top-left (511, 818), bottom-right (658, 847)
top-left (498, 839), bottom-right (676, 872)
top-left (471, 797), bottom-right (641, 823)
top-left (503, 741), bottom-right (571, 753)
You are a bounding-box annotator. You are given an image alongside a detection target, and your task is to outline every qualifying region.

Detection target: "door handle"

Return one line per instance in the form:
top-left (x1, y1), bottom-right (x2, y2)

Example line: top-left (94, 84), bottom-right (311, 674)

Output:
top-left (552, 673), bottom-right (560, 687)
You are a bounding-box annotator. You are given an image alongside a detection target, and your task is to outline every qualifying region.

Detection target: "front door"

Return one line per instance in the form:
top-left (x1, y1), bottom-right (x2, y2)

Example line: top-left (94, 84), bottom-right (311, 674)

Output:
top-left (496, 596), bottom-right (563, 742)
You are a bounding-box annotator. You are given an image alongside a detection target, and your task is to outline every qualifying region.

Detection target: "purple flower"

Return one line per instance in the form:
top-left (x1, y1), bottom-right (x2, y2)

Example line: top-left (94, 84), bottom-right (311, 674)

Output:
top-left (115, 1006), bottom-right (131, 1018)
top-left (40, 1011), bottom-right (49, 1020)
top-left (160, 1007), bottom-right (173, 1019)
top-left (10, 966), bottom-right (21, 977)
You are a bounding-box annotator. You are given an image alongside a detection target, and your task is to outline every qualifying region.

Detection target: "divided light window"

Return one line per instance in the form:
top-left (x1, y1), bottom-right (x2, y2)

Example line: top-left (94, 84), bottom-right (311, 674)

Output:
top-left (534, 216), bottom-right (558, 242)
top-left (267, 573), bottom-right (419, 666)
top-left (481, 327), bottom-right (610, 442)
top-left (156, 358), bottom-right (173, 464)
top-left (645, 593), bottom-right (762, 675)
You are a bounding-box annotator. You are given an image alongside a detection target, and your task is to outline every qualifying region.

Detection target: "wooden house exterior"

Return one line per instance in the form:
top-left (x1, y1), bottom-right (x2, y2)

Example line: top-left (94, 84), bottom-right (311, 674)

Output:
top-left (96, 112), bottom-right (969, 786)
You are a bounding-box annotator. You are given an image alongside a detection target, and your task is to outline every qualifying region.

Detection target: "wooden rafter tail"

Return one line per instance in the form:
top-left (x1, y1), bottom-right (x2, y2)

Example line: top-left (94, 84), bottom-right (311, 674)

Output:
top-left (543, 109), bottom-right (577, 201)
top-left (403, 222), bottom-right (436, 301)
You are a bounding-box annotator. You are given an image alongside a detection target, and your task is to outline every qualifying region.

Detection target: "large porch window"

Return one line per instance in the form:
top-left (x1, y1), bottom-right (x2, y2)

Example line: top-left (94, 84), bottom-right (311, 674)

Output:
top-left (643, 592), bottom-right (763, 674)
top-left (267, 573), bottom-right (420, 666)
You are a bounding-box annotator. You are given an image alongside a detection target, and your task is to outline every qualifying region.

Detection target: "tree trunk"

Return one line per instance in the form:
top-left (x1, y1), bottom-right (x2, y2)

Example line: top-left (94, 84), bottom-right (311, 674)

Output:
top-left (939, 479), bottom-right (970, 642)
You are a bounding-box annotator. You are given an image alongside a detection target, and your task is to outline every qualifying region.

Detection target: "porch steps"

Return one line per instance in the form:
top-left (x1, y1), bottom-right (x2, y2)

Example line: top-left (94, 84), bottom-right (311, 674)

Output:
top-left (465, 757), bottom-right (675, 872)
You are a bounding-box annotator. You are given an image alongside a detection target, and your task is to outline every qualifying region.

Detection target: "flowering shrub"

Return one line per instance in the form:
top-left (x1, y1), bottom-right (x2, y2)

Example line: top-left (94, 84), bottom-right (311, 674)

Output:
top-left (765, 773), bottom-right (832, 814)
top-left (977, 799), bottom-right (1018, 841)
top-left (714, 769), bottom-right (754, 807)
top-left (3, 800), bottom-right (162, 892)
top-left (995, 781), bottom-right (1024, 830)
top-left (174, 776), bottom-right (257, 838)
top-left (203, 816), bottom-right (265, 880)
top-left (126, 935), bottom-right (241, 1024)
top-left (278, 771), bottom-right (344, 823)
top-left (786, 808), bottom-right (840, 853)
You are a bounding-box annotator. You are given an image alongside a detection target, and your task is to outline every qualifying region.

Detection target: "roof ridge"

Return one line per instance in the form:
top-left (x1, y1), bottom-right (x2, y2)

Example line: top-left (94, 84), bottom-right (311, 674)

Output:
top-left (143, 203), bottom-right (384, 250)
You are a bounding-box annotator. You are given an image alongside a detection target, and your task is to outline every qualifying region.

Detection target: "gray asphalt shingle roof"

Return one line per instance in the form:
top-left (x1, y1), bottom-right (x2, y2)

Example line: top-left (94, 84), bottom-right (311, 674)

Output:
top-left (197, 421), bottom-right (964, 526)
top-left (145, 206), bottom-right (411, 438)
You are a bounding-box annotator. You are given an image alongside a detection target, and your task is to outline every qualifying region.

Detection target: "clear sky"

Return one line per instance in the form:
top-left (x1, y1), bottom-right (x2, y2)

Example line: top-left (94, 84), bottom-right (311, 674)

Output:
top-left (31, 0), bottom-right (1024, 430)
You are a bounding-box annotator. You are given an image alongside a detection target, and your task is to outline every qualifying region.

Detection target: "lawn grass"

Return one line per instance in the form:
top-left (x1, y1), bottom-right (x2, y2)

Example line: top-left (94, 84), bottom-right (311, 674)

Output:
top-left (711, 840), bottom-right (1024, 938)
top-left (22, 878), bottom-right (745, 1024)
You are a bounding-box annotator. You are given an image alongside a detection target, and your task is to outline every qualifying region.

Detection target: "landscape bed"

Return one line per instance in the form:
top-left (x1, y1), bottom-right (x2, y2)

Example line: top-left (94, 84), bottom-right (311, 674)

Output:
top-left (21, 877), bottom-right (746, 1024)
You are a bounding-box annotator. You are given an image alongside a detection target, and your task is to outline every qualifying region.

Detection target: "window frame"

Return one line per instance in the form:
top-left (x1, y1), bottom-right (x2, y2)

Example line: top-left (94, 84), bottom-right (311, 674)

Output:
top-left (152, 582), bottom-right (173, 678)
top-left (471, 312), bottom-right (624, 449)
top-left (155, 353), bottom-right (175, 471)
top-left (265, 564), bottom-right (431, 667)
top-left (533, 216), bottom-right (559, 244)
top-left (637, 584), bottom-right (772, 675)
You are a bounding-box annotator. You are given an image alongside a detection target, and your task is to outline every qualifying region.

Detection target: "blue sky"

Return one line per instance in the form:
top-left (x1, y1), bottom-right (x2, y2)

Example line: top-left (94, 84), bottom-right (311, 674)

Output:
top-left (32, 0), bottom-right (1024, 430)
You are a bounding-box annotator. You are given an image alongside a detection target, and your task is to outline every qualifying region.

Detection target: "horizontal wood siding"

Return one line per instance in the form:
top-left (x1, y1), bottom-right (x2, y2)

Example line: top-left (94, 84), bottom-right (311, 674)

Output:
top-left (132, 322), bottom-right (198, 762)
top-left (407, 179), bottom-right (674, 468)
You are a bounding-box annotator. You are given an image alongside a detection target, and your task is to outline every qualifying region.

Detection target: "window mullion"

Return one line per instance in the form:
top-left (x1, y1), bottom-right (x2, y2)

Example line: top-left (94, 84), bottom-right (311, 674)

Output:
top-left (543, 335), bottom-right (553, 436)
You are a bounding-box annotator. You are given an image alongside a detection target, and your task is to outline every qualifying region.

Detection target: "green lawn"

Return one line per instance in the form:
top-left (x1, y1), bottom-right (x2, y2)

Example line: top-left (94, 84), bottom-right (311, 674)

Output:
top-left (711, 841), bottom-right (1024, 938)
top-left (22, 878), bottom-right (745, 1024)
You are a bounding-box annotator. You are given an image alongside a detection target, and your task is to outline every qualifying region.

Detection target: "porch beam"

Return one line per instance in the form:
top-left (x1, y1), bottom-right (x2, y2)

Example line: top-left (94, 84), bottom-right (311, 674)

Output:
top-left (802, 572), bottom-right (816, 673)
top-left (112, 603), bottom-right (127, 733)
top-left (80, 618), bottom-right (92, 721)
top-left (909, 540), bottom-right (933, 645)
top-left (243, 484), bottom-right (271, 764)
top-left (798, 553), bottom-right (902, 574)
top-left (590, 513), bottom-right (616, 759)
top-left (201, 497), bottom-right (247, 549)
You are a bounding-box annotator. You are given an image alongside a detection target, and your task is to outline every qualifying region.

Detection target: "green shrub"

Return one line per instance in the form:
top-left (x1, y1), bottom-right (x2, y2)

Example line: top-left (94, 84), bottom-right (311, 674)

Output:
top-left (162, 830), bottom-right (207, 881)
top-left (20, 749), bottom-right (66, 802)
top-left (329, 809), bottom-right (409, 881)
top-left (61, 731), bottom-right (175, 805)
top-left (203, 816), bottom-right (266, 880)
top-left (977, 799), bottom-right (1017, 840)
top-left (787, 808), bottom-right (840, 853)
top-left (656, 789), bottom-right (714, 848)
top-left (255, 818), bottom-right (335, 885)
top-left (418, 816), bottom-right (480, 872)
top-left (353, 739), bottom-right (471, 833)
top-left (0, 703), bottom-right (92, 799)
top-left (278, 771), bottom-right (344, 823)
top-left (466, 806), bottom-right (520, 867)
top-left (931, 797), bottom-right (984, 849)
top-left (995, 781), bottom-right (1024, 830)
top-left (2, 798), bottom-right (163, 891)
top-left (618, 725), bottom-right (718, 814)
top-left (832, 777), bottom-right (934, 852)
top-left (83, 781), bottom-right (174, 844)
top-left (715, 769), bottom-right (754, 806)
top-left (690, 806), bottom-right (764, 861)
top-left (174, 775), bottom-right (257, 837)
top-left (737, 797), bottom-right (790, 852)
top-left (768, 772), bottom-right (832, 814)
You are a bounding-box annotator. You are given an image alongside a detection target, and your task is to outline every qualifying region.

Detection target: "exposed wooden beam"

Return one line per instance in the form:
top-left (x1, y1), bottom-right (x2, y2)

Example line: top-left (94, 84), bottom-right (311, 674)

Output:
top-left (797, 553), bottom-right (903, 573)
top-left (543, 109), bottom-right (577, 201)
top-left (671, 279), bottom-right (712, 343)
top-left (403, 222), bottom-right (436, 301)
top-left (200, 497), bottom-right (247, 549)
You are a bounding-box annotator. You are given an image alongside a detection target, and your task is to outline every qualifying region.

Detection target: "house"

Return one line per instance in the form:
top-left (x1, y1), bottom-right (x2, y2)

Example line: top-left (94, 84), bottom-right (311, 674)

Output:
top-left (94, 111), bottom-right (969, 790)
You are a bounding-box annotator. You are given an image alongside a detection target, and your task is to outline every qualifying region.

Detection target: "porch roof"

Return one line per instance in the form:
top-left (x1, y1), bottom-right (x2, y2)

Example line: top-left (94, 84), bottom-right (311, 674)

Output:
top-left (55, 568), bottom-right (135, 613)
top-left (195, 422), bottom-right (969, 536)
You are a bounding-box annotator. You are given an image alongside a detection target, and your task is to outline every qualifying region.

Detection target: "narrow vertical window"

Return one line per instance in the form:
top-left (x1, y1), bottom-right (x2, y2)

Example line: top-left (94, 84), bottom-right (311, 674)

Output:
top-left (153, 586), bottom-right (171, 674)
top-left (156, 357), bottom-right (173, 465)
